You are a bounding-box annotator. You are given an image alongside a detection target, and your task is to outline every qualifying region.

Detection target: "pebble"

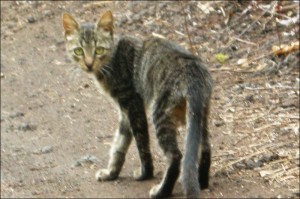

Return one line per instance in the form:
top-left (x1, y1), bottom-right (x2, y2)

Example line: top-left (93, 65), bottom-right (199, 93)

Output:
top-left (83, 83), bottom-right (90, 88)
top-left (72, 161), bottom-right (82, 167)
top-left (55, 39), bottom-right (65, 46)
top-left (245, 95), bottom-right (254, 102)
top-left (9, 111), bottom-right (24, 119)
top-left (234, 162), bottom-right (246, 169)
top-left (281, 98), bottom-right (297, 108)
top-left (72, 154), bottom-right (99, 167)
top-left (214, 95), bottom-right (221, 100)
top-left (43, 10), bottom-right (52, 17)
top-left (27, 16), bottom-right (36, 23)
top-left (214, 119), bottom-right (225, 127)
top-left (41, 146), bottom-right (53, 154)
top-left (234, 159), bottom-right (263, 170)
top-left (32, 191), bottom-right (43, 196)
top-left (245, 159), bottom-right (256, 169)
top-left (259, 153), bottom-right (279, 163)
top-left (116, 16), bottom-right (127, 27)
top-left (231, 45), bottom-right (239, 51)
top-left (18, 123), bottom-right (37, 131)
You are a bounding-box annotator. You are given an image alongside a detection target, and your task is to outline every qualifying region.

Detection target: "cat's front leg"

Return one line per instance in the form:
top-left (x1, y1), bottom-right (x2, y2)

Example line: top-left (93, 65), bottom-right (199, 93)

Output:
top-left (125, 97), bottom-right (154, 181)
top-left (96, 112), bottom-right (132, 181)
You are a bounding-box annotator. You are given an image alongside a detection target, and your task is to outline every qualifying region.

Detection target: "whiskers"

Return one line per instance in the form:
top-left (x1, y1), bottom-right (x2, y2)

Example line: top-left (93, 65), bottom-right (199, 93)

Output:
top-left (98, 64), bottom-right (113, 77)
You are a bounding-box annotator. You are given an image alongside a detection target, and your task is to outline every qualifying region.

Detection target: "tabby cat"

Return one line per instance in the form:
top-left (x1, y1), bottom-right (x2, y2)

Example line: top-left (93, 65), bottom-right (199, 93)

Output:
top-left (62, 10), bottom-right (213, 198)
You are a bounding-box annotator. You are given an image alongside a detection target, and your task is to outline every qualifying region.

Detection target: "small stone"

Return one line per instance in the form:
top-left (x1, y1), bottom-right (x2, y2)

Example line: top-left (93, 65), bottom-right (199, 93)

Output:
top-left (214, 95), bottom-right (220, 100)
top-left (245, 95), bottom-right (254, 102)
top-left (132, 14), bottom-right (142, 23)
top-left (214, 120), bottom-right (225, 127)
top-left (231, 45), bottom-right (238, 51)
top-left (260, 153), bottom-right (279, 163)
top-left (158, 3), bottom-right (167, 9)
top-left (83, 83), bottom-right (90, 88)
top-left (81, 154), bottom-right (99, 164)
top-left (55, 39), bottom-right (64, 46)
top-left (73, 154), bottom-right (99, 167)
top-left (32, 149), bottom-right (41, 154)
top-left (281, 98), bottom-right (297, 108)
top-left (9, 111), bottom-right (24, 119)
top-left (72, 161), bottom-right (82, 168)
top-left (119, 16), bottom-right (128, 25)
top-left (27, 16), bottom-right (36, 23)
top-left (32, 191), bottom-right (43, 196)
top-left (244, 159), bottom-right (262, 169)
top-left (87, 155), bottom-right (99, 164)
top-left (44, 10), bottom-right (52, 17)
top-left (18, 123), bottom-right (37, 131)
top-left (41, 146), bottom-right (53, 154)
top-left (228, 108), bottom-right (235, 113)
top-left (261, 153), bottom-right (273, 163)
top-left (254, 160), bottom-right (263, 168)
top-left (244, 159), bottom-right (256, 169)
top-left (234, 162), bottom-right (246, 169)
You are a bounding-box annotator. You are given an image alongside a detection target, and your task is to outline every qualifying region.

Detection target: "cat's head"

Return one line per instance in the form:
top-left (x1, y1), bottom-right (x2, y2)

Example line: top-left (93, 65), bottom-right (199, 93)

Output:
top-left (62, 11), bottom-right (114, 73)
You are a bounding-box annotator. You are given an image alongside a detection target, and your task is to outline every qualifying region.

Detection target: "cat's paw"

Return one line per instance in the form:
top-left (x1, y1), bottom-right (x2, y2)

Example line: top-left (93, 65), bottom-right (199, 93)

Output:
top-left (149, 184), bottom-right (171, 199)
top-left (95, 169), bottom-right (118, 181)
top-left (149, 184), bottom-right (161, 198)
top-left (133, 167), bottom-right (153, 181)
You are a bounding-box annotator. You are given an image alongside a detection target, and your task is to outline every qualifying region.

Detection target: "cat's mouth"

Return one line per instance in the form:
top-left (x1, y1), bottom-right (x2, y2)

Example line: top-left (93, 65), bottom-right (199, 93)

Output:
top-left (83, 62), bottom-right (97, 73)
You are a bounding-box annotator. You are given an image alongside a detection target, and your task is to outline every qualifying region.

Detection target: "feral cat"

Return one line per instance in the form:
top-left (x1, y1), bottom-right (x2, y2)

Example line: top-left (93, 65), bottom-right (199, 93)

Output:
top-left (63, 10), bottom-right (213, 198)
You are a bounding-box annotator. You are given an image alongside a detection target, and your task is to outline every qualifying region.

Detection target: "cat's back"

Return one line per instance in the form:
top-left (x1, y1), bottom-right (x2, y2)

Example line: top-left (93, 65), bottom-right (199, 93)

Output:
top-left (134, 36), bottom-right (212, 105)
top-left (142, 36), bottom-right (197, 60)
top-left (138, 36), bottom-right (210, 82)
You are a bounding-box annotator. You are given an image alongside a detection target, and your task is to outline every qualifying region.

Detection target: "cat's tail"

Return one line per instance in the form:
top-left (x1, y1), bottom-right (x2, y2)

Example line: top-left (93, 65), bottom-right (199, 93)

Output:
top-left (182, 74), bottom-right (212, 198)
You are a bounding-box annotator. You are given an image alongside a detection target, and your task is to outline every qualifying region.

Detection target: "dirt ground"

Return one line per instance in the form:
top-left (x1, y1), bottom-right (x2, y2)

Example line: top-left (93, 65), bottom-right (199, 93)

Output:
top-left (1, 1), bottom-right (299, 198)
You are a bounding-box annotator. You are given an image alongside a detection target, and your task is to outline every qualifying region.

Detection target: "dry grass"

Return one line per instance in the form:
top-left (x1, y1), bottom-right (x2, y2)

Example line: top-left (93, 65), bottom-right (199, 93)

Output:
top-left (199, 1), bottom-right (300, 194)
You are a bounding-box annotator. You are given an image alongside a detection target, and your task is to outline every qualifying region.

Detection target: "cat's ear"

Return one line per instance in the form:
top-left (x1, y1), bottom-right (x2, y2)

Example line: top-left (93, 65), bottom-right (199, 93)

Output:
top-left (62, 13), bottom-right (79, 37)
top-left (97, 10), bottom-right (114, 35)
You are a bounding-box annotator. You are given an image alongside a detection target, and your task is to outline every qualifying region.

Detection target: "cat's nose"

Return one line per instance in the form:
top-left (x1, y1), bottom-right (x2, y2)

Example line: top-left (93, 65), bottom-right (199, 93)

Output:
top-left (86, 63), bottom-right (93, 71)
top-left (85, 56), bottom-right (93, 71)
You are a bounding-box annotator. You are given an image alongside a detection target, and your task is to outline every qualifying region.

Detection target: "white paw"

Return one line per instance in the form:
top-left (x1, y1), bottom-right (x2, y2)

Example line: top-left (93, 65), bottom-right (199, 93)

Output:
top-left (95, 169), bottom-right (117, 181)
top-left (149, 184), bottom-right (162, 198)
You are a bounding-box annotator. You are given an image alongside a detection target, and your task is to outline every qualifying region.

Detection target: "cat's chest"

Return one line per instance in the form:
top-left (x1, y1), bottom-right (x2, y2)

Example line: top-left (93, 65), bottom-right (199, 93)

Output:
top-left (92, 75), bottom-right (118, 104)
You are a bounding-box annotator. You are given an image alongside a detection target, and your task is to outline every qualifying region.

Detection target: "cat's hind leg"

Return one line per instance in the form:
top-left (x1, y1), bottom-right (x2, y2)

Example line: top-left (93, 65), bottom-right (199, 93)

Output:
top-left (96, 112), bottom-right (132, 181)
top-left (150, 102), bottom-right (182, 198)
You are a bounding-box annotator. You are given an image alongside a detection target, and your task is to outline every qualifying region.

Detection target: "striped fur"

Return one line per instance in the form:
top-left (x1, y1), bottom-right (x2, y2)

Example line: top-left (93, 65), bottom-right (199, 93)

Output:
top-left (63, 11), bottom-right (213, 198)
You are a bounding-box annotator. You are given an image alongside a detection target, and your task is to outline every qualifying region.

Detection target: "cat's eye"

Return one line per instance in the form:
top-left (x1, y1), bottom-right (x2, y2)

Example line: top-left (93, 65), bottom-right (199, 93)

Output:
top-left (95, 47), bottom-right (105, 55)
top-left (74, 47), bottom-right (84, 56)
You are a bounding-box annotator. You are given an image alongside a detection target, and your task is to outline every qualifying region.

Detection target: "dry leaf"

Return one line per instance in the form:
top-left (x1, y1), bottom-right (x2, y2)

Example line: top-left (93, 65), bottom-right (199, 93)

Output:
top-left (276, 15), bottom-right (299, 26)
top-left (152, 32), bottom-right (166, 39)
top-left (259, 170), bottom-right (273, 177)
top-left (272, 41), bottom-right (299, 56)
top-left (197, 2), bottom-right (214, 14)
top-left (237, 58), bottom-right (248, 65)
